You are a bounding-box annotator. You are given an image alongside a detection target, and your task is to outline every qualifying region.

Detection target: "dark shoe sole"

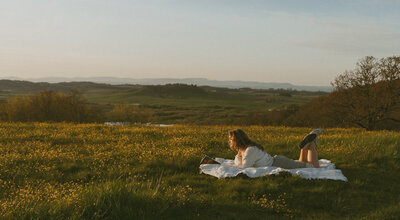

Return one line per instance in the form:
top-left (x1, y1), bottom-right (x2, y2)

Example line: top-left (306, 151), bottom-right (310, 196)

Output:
top-left (299, 133), bottom-right (317, 149)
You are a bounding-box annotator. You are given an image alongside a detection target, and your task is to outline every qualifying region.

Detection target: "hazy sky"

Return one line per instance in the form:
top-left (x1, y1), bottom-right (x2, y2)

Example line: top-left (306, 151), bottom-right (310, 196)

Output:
top-left (1, 0), bottom-right (399, 85)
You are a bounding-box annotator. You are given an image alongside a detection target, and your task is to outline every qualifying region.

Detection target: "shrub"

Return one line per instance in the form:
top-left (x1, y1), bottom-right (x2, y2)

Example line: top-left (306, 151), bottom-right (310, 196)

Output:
top-left (0, 90), bottom-right (101, 122)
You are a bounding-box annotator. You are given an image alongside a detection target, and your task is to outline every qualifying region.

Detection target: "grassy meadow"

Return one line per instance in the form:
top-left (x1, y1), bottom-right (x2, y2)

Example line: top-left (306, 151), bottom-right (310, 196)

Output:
top-left (0, 81), bottom-right (326, 125)
top-left (1, 123), bottom-right (399, 219)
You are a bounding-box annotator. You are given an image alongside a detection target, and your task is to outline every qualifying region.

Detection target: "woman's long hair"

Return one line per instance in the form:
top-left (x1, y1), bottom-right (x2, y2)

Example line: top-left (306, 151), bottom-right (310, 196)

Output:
top-left (229, 129), bottom-right (264, 151)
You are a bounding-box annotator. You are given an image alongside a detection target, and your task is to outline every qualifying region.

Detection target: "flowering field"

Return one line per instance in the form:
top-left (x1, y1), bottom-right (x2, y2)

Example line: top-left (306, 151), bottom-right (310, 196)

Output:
top-left (0, 123), bottom-right (399, 219)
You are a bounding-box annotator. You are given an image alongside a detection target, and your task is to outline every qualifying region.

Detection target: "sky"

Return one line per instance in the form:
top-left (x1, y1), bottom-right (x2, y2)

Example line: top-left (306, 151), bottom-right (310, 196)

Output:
top-left (1, 0), bottom-right (399, 86)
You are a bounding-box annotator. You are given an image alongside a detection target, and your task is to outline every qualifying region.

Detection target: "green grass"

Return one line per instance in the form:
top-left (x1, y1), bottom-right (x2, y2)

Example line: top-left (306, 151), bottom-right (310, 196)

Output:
top-left (1, 124), bottom-right (399, 219)
top-left (0, 82), bottom-right (325, 124)
top-left (83, 87), bottom-right (322, 124)
top-left (84, 87), bottom-right (318, 109)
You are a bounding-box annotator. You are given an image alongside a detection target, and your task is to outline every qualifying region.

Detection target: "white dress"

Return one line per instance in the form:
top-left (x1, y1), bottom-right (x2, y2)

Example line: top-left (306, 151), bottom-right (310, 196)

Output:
top-left (234, 146), bottom-right (274, 168)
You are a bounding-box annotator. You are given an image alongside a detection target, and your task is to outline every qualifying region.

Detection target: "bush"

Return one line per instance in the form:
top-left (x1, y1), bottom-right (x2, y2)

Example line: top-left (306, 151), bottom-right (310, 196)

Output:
top-left (0, 90), bottom-right (101, 122)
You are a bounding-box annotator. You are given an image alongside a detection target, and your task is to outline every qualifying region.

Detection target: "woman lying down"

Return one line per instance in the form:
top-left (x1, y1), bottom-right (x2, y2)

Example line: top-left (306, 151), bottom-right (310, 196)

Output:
top-left (226, 128), bottom-right (322, 169)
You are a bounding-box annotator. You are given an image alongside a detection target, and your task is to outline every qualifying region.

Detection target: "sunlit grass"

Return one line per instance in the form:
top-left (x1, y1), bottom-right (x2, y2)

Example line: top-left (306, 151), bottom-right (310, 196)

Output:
top-left (0, 123), bottom-right (399, 219)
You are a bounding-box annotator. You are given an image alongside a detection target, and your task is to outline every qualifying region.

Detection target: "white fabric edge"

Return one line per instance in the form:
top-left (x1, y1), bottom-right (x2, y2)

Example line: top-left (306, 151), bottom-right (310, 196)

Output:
top-left (200, 158), bottom-right (348, 182)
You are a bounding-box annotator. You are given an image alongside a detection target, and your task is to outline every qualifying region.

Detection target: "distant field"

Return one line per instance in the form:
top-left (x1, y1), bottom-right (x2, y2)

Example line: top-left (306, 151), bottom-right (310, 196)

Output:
top-left (0, 81), bottom-right (326, 124)
top-left (83, 86), bottom-right (322, 124)
top-left (1, 123), bottom-right (399, 219)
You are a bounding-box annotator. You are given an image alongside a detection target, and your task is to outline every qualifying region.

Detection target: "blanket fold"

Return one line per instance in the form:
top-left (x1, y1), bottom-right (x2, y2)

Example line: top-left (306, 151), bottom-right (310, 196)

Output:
top-left (200, 158), bottom-right (347, 181)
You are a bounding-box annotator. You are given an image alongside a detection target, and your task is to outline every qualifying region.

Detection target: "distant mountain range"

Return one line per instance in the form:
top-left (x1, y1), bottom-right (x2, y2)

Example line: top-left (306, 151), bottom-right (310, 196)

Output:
top-left (0, 77), bottom-right (332, 92)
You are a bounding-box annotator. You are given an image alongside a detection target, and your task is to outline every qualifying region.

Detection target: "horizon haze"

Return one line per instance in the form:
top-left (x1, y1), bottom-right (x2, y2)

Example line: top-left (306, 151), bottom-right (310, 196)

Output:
top-left (1, 0), bottom-right (400, 86)
top-left (0, 76), bottom-right (333, 92)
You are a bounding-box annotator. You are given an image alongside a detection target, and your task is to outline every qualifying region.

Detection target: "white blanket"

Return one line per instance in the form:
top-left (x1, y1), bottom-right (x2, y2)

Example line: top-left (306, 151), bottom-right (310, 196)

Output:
top-left (200, 158), bottom-right (348, 181)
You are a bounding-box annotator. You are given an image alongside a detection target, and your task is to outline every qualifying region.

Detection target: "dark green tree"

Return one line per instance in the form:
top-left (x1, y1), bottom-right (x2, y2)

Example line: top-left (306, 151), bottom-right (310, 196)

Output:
top-left (331, 56), bottom-right (400, 130)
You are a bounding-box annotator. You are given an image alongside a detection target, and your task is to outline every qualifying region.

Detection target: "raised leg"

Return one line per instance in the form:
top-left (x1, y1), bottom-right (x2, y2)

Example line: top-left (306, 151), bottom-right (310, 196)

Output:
top-left (306, 142), bottom-right (320, 168)
top-left (298, 147), bottom-right (308, 163)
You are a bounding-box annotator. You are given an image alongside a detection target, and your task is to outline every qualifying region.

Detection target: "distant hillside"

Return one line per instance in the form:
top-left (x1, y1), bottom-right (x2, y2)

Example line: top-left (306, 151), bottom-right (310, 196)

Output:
top-left (0, 79), bottom-right (328, 125)
top-left (1, 77), bottom-right (333, 92)
top-left (133, 84), bottom-right (208, 98)
top-left (0, 80), bottom-right (130, 94)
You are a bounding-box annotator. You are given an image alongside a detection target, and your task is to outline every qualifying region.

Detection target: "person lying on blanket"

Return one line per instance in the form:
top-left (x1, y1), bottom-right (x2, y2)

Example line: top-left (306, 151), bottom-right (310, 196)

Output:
top-left (229, 129), bottom-right (322, 169)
